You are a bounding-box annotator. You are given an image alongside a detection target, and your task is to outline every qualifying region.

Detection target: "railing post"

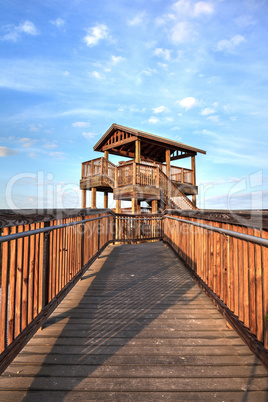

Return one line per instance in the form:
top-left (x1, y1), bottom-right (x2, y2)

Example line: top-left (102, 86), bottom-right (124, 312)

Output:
top-left (133, 162), bottom-right (136, 185)
top-left (115, 167), bottom-right (118, 188)
top-left (156, 167), bottom-right (160, 188)
top-left (80, 223), bottom-right (85, 268)
top-left (42, 224), bottom-right (51, 309)
top-left (181, 168), bottom-right (184, 184)
top-left (101, 157), bottom-right (104, 175)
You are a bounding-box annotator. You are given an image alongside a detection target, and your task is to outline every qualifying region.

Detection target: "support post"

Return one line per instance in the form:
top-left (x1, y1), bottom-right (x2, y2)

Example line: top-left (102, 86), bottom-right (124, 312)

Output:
top-left (165, 149), bottom-right (171, 178)
top-left (191, 156), bottom-right (196, 206)
top-left (135, 139), bottom-right (141, 163)
top-left (104, 150), bottom-right (109, 160)
top-left (91, 188), bottom-right (96, 209)
top-left (132, 198), bottom-right (138, 214)
top-left (104, 192), bottom-right (108, 209)
top-left (152, 200), bottom-right (158, 214)
top-left (81, 189), bottom-right (86, 209)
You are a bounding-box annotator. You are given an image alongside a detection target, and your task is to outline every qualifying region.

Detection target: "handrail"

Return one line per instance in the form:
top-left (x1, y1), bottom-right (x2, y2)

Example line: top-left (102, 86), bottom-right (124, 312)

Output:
top-left (159, 169), bottom-right (196, 210)
top-left (165, 215), bottom-right (268, 247)
top-left (0, 214), bottom-right (112, 243)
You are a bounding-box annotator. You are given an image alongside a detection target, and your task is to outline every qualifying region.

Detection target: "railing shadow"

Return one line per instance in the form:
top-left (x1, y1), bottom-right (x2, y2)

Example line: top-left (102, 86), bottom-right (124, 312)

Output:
top-left (21, 241), bottom-right (202, 399)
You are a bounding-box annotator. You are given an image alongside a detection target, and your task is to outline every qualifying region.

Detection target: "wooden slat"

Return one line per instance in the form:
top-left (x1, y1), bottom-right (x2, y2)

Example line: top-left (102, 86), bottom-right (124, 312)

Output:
top-left (15, 225), bottom-right (23, 338)
top-left (22, 225), bottom-right (29, 329)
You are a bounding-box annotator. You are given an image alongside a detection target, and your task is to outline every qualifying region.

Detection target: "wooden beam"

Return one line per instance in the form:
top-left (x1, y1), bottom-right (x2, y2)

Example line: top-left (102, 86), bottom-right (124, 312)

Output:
top-left (81, 190), bottom-right (86, 209)
top-left (171, 151), bottom-right (196, 161)
top-left (104, 150), bottom-right (109, 160)
top-left (166, 149), bottom-right (171, 178)
top-left (104, 192), bottom-right (108, 209)
top-left (191, 156), bottom-right (196, 206)
top-left (135, 139), bottom-right (141, 163)
top-left (91, 188), bottom-right (96, 209)
top-left (108, 148), bottom-right (135, 158)
top-left (152, 200), bottom-right (158, 214)
top-left (132, 198), bottom-right (138, 214)
top-left (102, 136), bottom-right (136, 151)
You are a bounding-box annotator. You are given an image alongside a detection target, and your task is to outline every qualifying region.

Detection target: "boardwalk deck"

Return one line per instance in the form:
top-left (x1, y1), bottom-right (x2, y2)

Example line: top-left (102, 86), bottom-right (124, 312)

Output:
top-left (0, 242), bottom-right (267, 401)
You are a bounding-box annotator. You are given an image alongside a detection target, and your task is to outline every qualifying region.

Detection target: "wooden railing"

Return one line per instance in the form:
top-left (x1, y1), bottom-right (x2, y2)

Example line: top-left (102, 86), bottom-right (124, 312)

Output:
top-left (159, 169), bottom-right (196, 210)
top-left (81, 157), bottom-right (116, 181)
top-left (163, 212), bottom-right (268, 363)
top-left (82, 158), bottom-right (193, 186)
top-left (115, 214), bottom-right (162, 242)
top-left (0, 209), bottom-right (114, 374)
top-left (0, 209), bottom-right (267, 372)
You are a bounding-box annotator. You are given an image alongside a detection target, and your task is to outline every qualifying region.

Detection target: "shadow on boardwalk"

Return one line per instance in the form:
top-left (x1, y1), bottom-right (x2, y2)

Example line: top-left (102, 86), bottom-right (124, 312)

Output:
top-left (1, 242), bottom-right (268, 401)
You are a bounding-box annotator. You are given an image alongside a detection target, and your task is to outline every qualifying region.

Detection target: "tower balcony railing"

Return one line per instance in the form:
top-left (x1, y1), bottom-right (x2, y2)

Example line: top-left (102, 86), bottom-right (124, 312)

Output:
top-left (81, 157), bottom-right (194, 186)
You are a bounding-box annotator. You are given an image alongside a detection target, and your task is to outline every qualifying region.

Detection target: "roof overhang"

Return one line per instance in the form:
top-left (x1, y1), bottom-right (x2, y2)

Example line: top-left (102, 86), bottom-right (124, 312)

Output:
top-left (93, 123), bottom-right (206, 162)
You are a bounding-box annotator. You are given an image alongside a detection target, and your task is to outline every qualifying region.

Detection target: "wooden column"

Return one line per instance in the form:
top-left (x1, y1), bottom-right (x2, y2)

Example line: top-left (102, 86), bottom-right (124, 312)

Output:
top-left (191, 156), bottom-right (196, 206)
top-left (81, 190), bottom-right (86, 209)
top-left (91, 188), bottom-right (96, 209)
top-left (165, 149), bottom-right (171, 178)
top-left (132, 198), bottom-right (138, 214)
top-left (152, 200), bottom-right (158, 214)
top-left (104, 192), bottom-right (108, 209)
top-left (104, 150), bottom-right (109, 160)
top-left (116, 199), bottom-right (121, 213)
top-left (135, 139), bottom-right (141, 163)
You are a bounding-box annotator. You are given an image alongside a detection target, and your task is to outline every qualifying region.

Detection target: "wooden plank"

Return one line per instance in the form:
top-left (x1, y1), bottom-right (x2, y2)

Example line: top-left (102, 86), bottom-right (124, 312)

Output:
top-left (254, 229), bottom-right (263, 343)
top-left (22, 225), bottom-right (29, 329)
top-left (248, 227), bottom-right (257, 336)
top-left (15, 225), bottom-right (23, 338)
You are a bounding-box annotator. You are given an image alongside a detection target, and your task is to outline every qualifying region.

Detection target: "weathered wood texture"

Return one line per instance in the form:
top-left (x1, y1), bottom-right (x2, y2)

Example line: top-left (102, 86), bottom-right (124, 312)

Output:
top-left (163, 214), bottom-right (268, 353)
top-left (0, 211), bottom-right (114, 374)
top-left (1, 242), bottom-right (267, 401)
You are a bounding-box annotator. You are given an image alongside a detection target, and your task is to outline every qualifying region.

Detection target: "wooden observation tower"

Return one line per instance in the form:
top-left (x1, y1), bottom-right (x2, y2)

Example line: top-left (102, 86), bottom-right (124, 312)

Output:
top-left (80, 124), bottom-right (206, 213)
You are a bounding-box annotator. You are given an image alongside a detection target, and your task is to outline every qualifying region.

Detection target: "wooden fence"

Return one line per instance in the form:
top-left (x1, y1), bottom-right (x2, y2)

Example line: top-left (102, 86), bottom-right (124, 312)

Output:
top-left (0, 210), bottom-right (114, 374)
top-left (163, 212), bottom-right (268, 358)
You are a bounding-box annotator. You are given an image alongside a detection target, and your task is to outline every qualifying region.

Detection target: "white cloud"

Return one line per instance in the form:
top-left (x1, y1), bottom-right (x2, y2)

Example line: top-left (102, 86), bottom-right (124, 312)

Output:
top-left (171, 22), bottom-right (192, 43)
top-left (217, 35), bottom-right (245, 53)
top-left (194, 2), bottom-right (214, 17)
top-left (82, 132), bottom-right (97, 140)
top-left (84, 24), bottom-right (109, 47)
top-left (111, 55), bottom-right (125, 65)
top-left (173, 1), bottom-right (214, 18)
top-left (152, 106), bottom-right (168, 114)
top-left (50, 152), bottom-right (65, 159)
top-left (148, 116), bottom-right (159, 124)
top-left (235, 15), bottom-right (257, 28)
top-left (154, 48), bottom-right (171, 60)
top-left (207, 115), bottom-right (219, 122)
top-left (20, 21), bottom-right (38, 35)
top-left (201, 107), bottom-right (215, 115)
top-left (29, 123), bottom-right (41, 132)
top-left (51, 18), bottom-right (65, 28)
top-left (128, 12), bottom-right (146, 26)
top-left (63, 70), bottom-right (70, 76)
top-left (19, 138), bottom-right (36, 147)
top-left (91, 71), bottom-right (105, 80)
top-left (72, 122), bottom-right (90, 128)
top-left (179, 97), bottom-right (198, 110)
top-left (1, 20), bottom-right (39, 42)
top-left (0, 146), bottom-right (18, 157)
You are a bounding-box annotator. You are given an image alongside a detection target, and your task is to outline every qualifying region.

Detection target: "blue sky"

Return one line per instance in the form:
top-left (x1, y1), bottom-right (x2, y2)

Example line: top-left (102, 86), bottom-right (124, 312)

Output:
top-left (0, 0), bottom-right (268, 210)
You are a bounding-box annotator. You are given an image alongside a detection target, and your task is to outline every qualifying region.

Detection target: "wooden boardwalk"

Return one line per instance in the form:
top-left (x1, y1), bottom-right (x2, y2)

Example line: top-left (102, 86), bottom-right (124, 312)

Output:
top-left (0, 242), bottom-right (267, 401)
